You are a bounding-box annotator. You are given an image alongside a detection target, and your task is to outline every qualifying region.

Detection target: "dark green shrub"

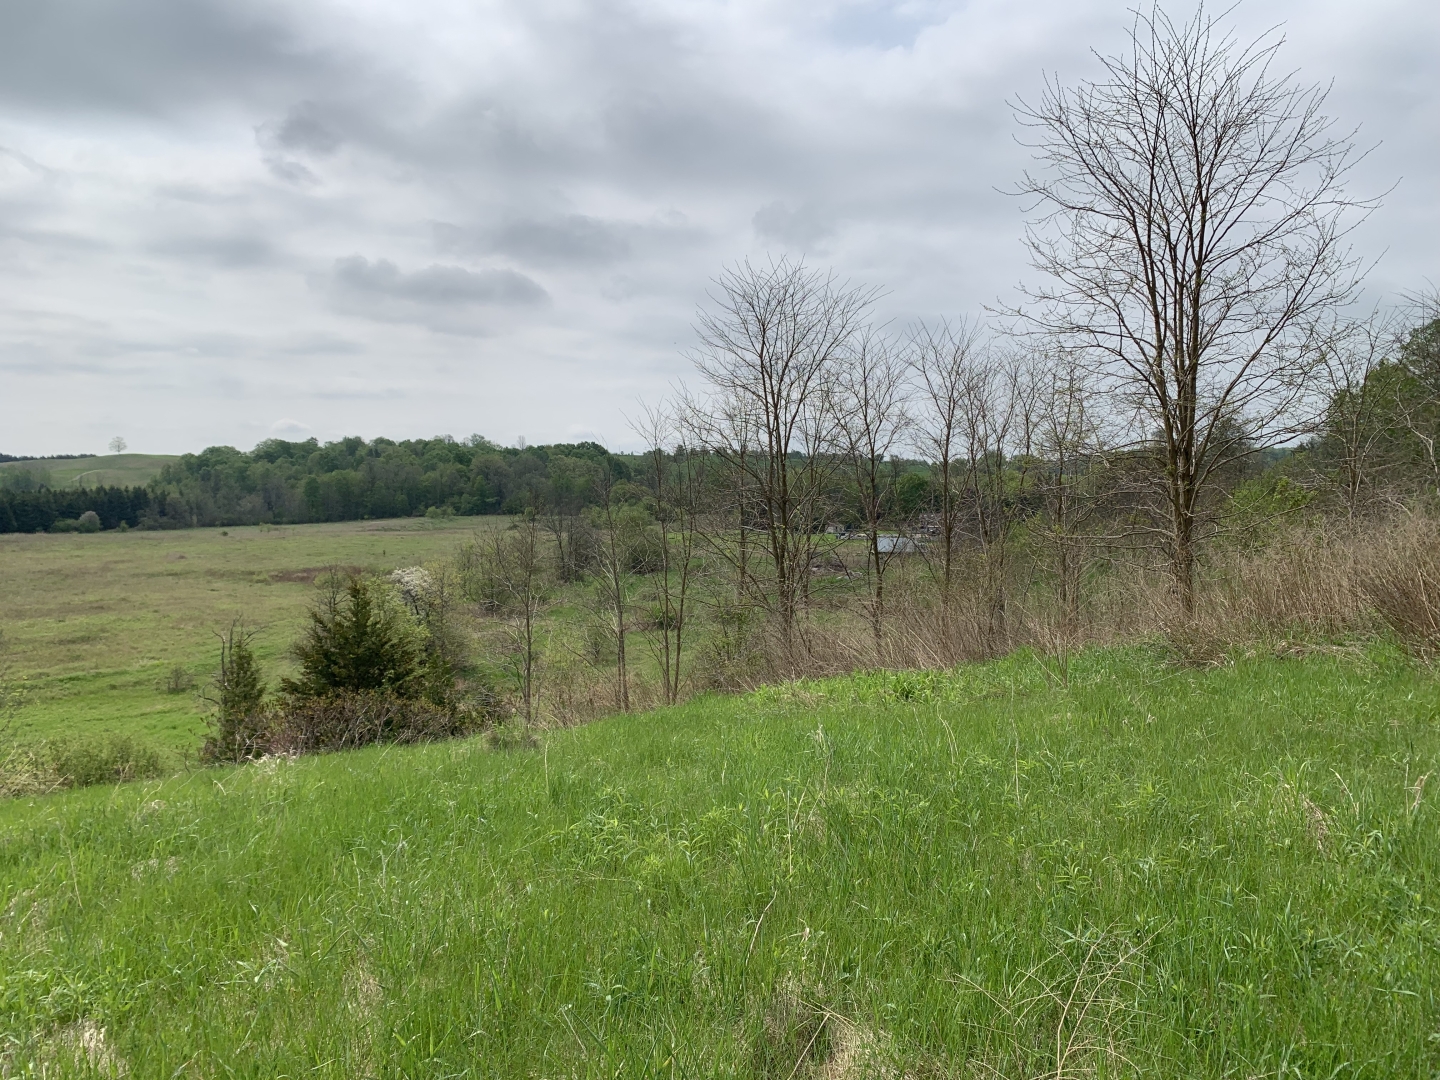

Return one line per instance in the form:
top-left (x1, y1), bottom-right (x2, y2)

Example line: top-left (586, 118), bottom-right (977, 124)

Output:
top-left (202, 622), bottom-right (269, 762)
top-left (282, 573), bottom-right (425, 700)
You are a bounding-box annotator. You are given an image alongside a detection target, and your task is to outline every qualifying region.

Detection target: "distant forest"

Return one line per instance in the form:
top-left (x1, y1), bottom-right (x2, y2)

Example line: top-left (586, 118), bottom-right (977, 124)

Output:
top-left (0, 437), bottom-right (639, 532)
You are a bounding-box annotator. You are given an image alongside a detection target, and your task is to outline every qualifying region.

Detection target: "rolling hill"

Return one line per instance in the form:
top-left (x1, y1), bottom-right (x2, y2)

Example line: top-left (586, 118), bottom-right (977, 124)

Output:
top-left (0, 453), bottom-right (177, 489)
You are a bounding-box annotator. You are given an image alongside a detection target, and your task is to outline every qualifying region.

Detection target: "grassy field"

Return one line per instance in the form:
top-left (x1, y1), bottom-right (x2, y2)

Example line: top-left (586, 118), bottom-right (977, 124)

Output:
top-left (0, 454), bottom-right (177, 489)
top-left (0, 517), bottom-right (507, 753)
top-left (0, 646), bottom-right (1436, 1076)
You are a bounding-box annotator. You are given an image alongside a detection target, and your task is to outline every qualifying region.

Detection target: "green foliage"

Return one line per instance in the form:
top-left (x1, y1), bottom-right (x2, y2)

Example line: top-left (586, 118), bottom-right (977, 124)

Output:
top-left (0, 733), bottom-right (164, 797)
top-left (893, 469), bottom-right (932, 517)
top-left (1, 649), bottom-right (1438, 1074)
top-left (282, 573), bottom-right (426, 701)
top-left (0, 485), bottom-right (150, 533)
top-left (144, 435), bottom-right (638, 528)
top-left (0, 516), bottom-right (491, 751)
top-left (203, 623), bottom-right (269, 763)
top-left (49, 510), bottom-right (104, 534)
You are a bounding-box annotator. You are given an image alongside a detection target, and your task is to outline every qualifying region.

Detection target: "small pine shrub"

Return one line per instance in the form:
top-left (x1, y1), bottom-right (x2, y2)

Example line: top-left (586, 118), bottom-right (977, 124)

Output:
top-left (202, 622), bottom-right (269, 762)
top-left (282, 573), bottom-right (425, 700)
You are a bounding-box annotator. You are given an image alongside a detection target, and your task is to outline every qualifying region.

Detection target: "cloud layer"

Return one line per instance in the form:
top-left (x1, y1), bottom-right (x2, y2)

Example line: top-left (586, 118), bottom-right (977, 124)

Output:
top-left (0, 0), bottom-right (1435, 453)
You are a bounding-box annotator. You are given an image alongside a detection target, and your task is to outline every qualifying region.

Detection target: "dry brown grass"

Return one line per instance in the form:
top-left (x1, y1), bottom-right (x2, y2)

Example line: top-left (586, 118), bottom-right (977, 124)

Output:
top-left (515, 513), bottom-right (1440, 727)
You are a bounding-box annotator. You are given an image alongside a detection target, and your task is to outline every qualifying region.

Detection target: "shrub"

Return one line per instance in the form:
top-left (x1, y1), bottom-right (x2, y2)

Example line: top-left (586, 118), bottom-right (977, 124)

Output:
top-left (1, 734), bottom-right (165, 797)
top-left (202, 622), bottom-right (269, 762)
top-left (282, 572), bottom-right (426, 700)
top-left (162, 664), bottom-right (196, 694)
top-left (266, 690), bottom-right (479, 756)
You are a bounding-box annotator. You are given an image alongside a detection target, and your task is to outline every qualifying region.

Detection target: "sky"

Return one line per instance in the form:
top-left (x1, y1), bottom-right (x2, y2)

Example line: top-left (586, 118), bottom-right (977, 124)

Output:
top-left (1, 0), bottom-right (1435, 456)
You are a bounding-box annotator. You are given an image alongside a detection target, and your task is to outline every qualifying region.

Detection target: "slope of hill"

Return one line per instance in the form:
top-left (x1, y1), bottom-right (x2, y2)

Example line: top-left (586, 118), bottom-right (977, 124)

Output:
top-left (0, 453), bottom-right (177, 489)
top-left (1, 647), bottom-right (1436, 1076)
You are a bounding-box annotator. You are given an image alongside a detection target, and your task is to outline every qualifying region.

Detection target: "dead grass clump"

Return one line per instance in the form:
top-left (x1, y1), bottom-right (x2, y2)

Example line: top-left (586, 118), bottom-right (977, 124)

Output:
top-left (1354, 514), bottom-right (1440, 648)
top-left (0, 734), bottom-right (166, 798)
top-left (22, 1020), bottom-right (130, 1078)
top-left (1219, 527), bottom-right (1370, 635)
top-left (752, 983), bottom-right (833, 1079)
top-left (952, 932), bottom-right (1158, 1079)
top-left (485, 719), bottom-right (541, 752)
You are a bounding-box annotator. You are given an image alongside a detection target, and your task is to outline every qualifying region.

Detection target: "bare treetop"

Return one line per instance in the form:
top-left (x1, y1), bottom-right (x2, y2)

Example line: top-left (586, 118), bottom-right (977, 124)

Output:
top-left (1010, 4), bottom-right (1377, 608)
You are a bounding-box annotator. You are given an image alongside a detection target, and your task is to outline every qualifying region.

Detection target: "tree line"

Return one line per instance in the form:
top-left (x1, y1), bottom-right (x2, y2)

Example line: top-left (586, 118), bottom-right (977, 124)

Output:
top-left (0, 486), bottom-right (151, 533)
top-left (0, 438), bottom-right (647, 533)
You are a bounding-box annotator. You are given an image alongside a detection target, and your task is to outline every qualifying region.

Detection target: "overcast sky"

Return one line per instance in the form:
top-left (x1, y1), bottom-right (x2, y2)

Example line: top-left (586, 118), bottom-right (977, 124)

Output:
top-left (1, 0), bottom-right (1435, 456)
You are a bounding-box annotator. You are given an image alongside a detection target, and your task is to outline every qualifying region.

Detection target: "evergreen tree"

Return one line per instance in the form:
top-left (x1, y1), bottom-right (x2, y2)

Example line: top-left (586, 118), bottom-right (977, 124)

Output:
top-left (282, 573), bottom-right (424, 700)
top-left (204, 621), bottom-right (268, 761)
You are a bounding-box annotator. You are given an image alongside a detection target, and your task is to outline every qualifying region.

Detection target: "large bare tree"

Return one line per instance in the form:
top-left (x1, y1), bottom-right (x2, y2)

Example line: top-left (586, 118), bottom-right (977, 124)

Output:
top-left (684, 258), bottom-right (878, 660)
top-left (1013, 6), bottom-right (1368, 611)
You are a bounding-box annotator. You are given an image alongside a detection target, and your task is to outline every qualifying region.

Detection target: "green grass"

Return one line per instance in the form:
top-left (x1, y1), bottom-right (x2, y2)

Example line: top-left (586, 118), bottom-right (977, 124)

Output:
top-left (0, 454), bottom-right (177, 489)
top-left (2, 646), bottom-right (1437, 1076)
top-left (0, 517), bottom-right (508, 753)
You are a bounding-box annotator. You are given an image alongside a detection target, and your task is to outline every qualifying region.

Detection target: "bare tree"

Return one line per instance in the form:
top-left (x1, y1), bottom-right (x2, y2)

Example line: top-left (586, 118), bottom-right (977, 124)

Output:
top-left (954, 350), bottom-right (1035, 648)
top-left (1391, 288), bottom-right (1440, 491)
top-left (836, 330), bottom-right (911, 648)
top-left (632, 404), bottom-right (700, 705)
top-left (485, 515), bottom-right (550, 723)
top-left (907, 319), bottom-right (985, 612)
top-left (684, 258), bottom-right (878, 662)
top-left (1013, 5), bottom-right (1369, 611)
top-left (1315, 310), bottom-right (1402, 517)
top-left (589, 460), bottom-right (635, 712)
top-left (1031, 353), bottom-right (1110, 621)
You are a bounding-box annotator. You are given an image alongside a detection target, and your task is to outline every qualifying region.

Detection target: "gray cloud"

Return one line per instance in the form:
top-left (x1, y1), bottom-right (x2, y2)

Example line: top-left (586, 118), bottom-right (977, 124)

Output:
top-left (329, 256), bottom-right (547, 307)
top-left (266, 103), bottom-right (341, 155)
top-left (0, 0), bottom-right (339, 115)
top-left (0, 0), bottom-right (1436, 454)
top-left (434, 216), bottom-right (633, 267)
top-left (490, 216), bottom-right (632, 266)
top-left (150, 233), bottom-right (278, 268)
top-left (317, 256), bottom-right (548, 335)
top-left (753, 202), bottom-right (835, 251)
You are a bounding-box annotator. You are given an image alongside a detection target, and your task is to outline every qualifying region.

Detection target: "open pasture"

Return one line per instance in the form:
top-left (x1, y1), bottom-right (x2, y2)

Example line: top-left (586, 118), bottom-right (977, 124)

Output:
top-left (0, 454), bottom-right (177, 490)
top-left (0, 517), bottom-right (506, 752)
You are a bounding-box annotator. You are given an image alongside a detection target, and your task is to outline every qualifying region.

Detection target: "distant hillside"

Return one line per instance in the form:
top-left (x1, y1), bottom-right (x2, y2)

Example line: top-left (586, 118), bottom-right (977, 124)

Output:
top-left (0, 453), bottom-right (177, 489)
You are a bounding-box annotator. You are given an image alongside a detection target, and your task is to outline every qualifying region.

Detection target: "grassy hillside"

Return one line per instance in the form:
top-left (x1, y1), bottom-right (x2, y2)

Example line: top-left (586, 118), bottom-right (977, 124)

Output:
top-left (0, 453), bottom-right (177, 489)
top-left (0, 517), bottom-right (507, 752)
top-left (1, 647), bottom-right (1436, 1076)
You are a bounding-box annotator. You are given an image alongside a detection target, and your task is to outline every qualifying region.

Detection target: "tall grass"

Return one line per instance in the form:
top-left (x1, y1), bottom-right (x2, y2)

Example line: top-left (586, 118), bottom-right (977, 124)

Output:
top-left (1, 647), bottom-right (1436, 1075)
top-left (601, 513), bottom-right (1440, 708)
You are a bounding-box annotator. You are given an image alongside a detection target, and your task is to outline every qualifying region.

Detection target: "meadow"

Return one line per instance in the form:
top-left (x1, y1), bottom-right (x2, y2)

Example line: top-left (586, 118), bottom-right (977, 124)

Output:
top-left (0, 517), bottom-right (506, 753)
top-left (1, 646), bottom-right (1436, 1076)
top-left (0, 454), bottom-right (176, 490)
